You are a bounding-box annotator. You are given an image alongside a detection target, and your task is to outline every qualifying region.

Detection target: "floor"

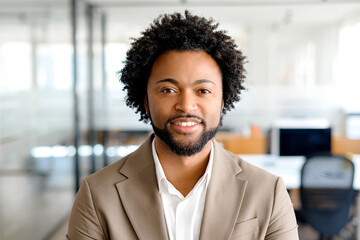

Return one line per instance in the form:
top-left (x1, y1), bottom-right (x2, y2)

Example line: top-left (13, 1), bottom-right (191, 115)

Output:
top-left (0, 156), bottom-right (74, 240)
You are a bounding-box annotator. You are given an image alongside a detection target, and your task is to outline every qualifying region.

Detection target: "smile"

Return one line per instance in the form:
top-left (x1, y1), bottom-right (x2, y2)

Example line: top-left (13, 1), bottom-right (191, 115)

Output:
top-left (175, 121), bottom-right (198, 127)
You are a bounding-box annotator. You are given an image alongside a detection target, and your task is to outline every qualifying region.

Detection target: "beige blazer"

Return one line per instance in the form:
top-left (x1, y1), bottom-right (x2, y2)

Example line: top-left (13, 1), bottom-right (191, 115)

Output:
top-left (67, 135), bottom-right (298, 240)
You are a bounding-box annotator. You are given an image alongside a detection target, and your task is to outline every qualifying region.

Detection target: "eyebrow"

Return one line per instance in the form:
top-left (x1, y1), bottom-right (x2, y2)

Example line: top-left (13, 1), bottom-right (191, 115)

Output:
top-left (155, 78), bottom-right (216, 85)
top-left (156, 78), bottom-right (178, 85)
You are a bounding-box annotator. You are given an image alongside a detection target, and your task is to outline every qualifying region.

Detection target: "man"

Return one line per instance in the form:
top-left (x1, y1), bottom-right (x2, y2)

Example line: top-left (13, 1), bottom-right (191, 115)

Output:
top-left (67, 11), bottom-right (298, 240)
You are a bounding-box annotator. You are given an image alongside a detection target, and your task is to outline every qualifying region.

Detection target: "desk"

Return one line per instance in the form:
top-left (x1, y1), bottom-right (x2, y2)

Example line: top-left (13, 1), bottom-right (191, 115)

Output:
top-left (239, 154), bottom-right (360, 238)
top-left (239, 154), bottom-right (360, 190)
top-left (239, 155), bottom-right (305, 189)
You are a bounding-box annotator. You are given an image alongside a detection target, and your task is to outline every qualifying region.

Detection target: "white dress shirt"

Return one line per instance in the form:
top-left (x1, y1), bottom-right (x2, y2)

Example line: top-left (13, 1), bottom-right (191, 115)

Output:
top-left (152, 139), bottom-right (214, 240)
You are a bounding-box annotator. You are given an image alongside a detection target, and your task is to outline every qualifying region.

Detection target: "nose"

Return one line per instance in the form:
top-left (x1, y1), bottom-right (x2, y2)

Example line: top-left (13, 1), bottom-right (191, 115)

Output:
top-left (174, 90), bottom-right (198, 113)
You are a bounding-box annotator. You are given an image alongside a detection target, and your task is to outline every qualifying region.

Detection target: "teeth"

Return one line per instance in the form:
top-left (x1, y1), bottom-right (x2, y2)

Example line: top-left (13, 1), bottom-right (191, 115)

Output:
top-left (175, 122), bottom-right (197, 127)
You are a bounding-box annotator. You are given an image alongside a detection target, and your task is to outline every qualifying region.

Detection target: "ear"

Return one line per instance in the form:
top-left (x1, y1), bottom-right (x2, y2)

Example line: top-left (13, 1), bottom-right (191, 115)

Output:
top-left (144, 95), bottom-right (149, 114)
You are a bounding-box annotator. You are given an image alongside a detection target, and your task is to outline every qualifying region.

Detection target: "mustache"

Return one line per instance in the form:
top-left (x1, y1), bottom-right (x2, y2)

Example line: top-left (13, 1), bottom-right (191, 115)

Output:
top-left (166, 114), bottom-right (205, 123)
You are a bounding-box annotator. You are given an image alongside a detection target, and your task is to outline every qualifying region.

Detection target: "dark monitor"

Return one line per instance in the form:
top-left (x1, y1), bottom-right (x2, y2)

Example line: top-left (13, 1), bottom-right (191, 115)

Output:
top-left (279, 128), bottom-right (331, 156)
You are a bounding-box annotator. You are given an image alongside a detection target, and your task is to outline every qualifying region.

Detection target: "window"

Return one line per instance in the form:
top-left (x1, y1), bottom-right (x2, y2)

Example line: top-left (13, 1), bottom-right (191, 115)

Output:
top-left (37, 43), bottom-right (72, 89)
top-left (0, 42), bottom-right (32, 91)
top-left (105, 43), bottom-right (128, 96)
top-left (335, 21), bottom-right (360, 87)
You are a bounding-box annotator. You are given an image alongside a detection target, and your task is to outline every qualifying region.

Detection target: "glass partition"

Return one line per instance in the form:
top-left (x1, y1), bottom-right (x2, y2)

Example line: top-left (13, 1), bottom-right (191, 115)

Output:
top-left (0, 1), bottom-right (80, 239)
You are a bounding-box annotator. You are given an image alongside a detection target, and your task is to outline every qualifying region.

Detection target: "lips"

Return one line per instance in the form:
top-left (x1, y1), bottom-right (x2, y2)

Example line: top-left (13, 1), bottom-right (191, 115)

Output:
top-left (169, 117), bottom-right (203, 134)
top-left (170, 116), bottom-right (202, 125)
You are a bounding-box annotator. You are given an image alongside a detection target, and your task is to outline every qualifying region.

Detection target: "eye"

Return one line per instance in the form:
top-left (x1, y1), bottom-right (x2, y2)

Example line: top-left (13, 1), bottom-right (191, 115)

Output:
top-left (198, 89), bottom-right (211, 94)
top-left (161, 88), bottom-right (176, 93)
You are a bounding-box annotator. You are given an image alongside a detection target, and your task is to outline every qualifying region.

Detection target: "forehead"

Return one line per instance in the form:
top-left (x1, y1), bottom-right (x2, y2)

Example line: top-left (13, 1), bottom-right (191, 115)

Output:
top-left (148, 50), bottom-right (222, 84)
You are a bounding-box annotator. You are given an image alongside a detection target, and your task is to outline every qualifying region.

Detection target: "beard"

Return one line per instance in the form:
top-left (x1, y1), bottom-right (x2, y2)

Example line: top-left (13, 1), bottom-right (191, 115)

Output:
top-left (150, 114), bottom-right (222, 156)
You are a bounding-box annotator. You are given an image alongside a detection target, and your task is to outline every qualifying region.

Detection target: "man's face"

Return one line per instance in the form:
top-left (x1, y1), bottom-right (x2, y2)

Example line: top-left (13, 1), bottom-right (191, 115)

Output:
top-left (146, 50), bottom-right (223, 156)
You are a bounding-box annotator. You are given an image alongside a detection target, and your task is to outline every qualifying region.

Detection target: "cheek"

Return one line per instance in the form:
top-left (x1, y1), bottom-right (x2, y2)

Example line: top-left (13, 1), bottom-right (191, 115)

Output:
top-left (211, 110), bottom-right (222, 123)
top-left (148, 101), bottom-right (171, 123)
top-left (203, 102), bottom-right (223, 122)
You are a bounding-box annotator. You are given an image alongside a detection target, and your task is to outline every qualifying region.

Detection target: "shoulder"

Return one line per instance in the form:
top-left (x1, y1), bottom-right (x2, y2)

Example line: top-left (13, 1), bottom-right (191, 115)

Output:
top-left (86, 156), bottom-right (128, 184)
top-left (85, 134), bottom-right (154, 188)
top-left (213, 139), bottom-right (279, 184)
top-left (237, 155), bottom-right (278, 182)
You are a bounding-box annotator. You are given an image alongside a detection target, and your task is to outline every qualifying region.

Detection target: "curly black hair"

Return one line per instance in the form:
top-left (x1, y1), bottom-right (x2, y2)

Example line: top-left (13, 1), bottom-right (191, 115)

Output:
top-left (119, 10), bottom-right (246, 123)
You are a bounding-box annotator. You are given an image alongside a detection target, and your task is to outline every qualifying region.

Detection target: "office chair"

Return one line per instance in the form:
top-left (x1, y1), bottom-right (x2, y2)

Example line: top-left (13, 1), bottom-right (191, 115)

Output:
top-left (299, 154), bottom-right (355, 240)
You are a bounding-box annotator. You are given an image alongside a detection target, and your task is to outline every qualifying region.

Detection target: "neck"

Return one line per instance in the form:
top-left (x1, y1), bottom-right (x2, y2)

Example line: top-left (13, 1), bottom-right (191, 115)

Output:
top-left (155, 136), bottom-right (212, 196)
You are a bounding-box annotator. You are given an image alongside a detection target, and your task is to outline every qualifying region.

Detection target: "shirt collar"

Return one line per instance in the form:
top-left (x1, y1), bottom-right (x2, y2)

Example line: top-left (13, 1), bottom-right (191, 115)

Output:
top-left (152, 138), bottom-right (214, 194)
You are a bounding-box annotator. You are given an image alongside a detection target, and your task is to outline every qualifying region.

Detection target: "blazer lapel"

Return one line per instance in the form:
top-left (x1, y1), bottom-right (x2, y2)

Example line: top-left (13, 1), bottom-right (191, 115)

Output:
top-left (199, 139), bottom-right (248, 240)
top-left (115, 136), bottom-right (169, 240)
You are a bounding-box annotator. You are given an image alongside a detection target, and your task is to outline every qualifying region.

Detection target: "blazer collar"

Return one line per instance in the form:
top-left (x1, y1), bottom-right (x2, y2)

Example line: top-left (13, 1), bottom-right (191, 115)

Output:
top-left (199, 139), bottom-right (247, 240)
top-left (115, 134), bottom-right (169, 240)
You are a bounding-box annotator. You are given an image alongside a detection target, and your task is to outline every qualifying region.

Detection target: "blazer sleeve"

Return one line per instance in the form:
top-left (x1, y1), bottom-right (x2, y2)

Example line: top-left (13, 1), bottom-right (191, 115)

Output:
top-left (67, 178), bottom-right (106, 240)
top-left (265, 177), bottom-right (299, 240)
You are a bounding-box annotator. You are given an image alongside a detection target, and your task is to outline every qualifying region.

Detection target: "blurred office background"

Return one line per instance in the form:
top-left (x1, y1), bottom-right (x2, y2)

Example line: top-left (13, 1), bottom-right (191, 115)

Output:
top-left (1, 0), bottom-right (360, 239)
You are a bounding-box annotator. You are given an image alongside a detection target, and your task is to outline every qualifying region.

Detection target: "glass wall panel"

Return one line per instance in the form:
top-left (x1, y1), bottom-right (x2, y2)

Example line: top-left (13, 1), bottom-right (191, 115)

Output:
top-left (0, 2), bottom-right (74, 239)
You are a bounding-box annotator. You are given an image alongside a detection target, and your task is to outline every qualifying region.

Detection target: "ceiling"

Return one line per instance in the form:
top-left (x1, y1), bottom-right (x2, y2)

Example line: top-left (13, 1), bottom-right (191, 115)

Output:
top-left (1, 0), bottom-right (360, 42)
top-left (100, 0), bottom-right (360, 42)
top-left (103, 2), bottom-right (360, 41)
